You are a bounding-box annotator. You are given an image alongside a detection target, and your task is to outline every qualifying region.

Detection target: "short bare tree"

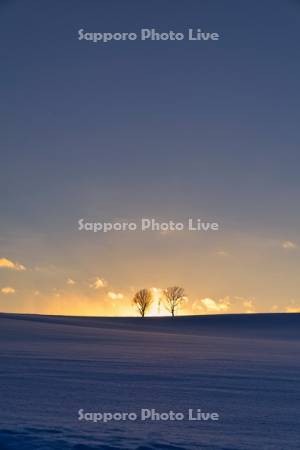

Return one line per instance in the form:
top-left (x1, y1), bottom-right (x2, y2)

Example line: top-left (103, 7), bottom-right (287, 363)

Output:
top-left (164, 286), bottom-right (185, 317)
top-left (133, 289), bottom-right (152, 317)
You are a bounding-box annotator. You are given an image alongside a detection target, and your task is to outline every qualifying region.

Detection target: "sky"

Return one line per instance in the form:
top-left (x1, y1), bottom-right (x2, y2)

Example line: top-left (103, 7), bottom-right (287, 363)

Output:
top-left (1, 0), bottom-right (300, 316)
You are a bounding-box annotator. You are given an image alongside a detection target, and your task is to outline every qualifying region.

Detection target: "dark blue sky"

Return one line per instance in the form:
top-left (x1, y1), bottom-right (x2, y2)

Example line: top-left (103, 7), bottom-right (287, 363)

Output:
top-left (1, 0), bottom-right (300, 315)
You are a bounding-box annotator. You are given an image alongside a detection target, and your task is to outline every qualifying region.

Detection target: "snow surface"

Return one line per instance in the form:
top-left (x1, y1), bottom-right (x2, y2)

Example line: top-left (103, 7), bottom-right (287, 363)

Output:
top-left (0, 313), bottom-right (299, 450)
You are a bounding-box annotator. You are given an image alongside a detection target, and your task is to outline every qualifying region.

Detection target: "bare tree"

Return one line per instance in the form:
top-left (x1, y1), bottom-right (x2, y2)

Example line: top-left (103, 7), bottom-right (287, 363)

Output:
top-left (164, 286), bottom-right (185, 317)
top-left (133, 289), bottom-right (152, 317)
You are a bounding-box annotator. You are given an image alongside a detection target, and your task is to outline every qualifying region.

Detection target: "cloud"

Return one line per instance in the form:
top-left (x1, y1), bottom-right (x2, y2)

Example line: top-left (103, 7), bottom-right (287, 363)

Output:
top-left (0, 257), bottom-right (26, 271)
top-left (202, 297), bottom-right (231, 312)
top-left (191, 296), bottom-right (258, 315)
top-left (285, 300), bottom-right (300, 313)
top-left (286, 306), bottom-right (300, 313)
top-left (216, 250), bottom-right (229, 257)
top-left (193, 297), bottom-right (232, 314)
top-left (243, 300), bottom-right (256, 313)
top-left (1, 287), bottom-right (16, 295)
top-left (282, 240), bottom-right (297, 250)
top-left (53, 289), bottom-right (61, 298)
top-left (108, 291), bottom-right (124, 300)
top-left (89, 277), bottom-right (106, 289)
top-left (67, 278), bottom-right (76, 285)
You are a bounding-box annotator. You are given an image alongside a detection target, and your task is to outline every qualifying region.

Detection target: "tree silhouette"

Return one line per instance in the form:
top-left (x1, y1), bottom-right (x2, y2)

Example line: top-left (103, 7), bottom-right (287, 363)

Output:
top-left (164, 286), bottom-right (185, 317)
top-left (133, 289), bottom-right (152, 317)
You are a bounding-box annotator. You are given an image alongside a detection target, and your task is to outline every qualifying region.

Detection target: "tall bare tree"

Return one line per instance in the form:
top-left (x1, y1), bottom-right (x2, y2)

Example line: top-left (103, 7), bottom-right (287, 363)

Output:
top-left (164, 286), bottom-right (185, 317)
top-left (133, 288), bottom-right (152, 317)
